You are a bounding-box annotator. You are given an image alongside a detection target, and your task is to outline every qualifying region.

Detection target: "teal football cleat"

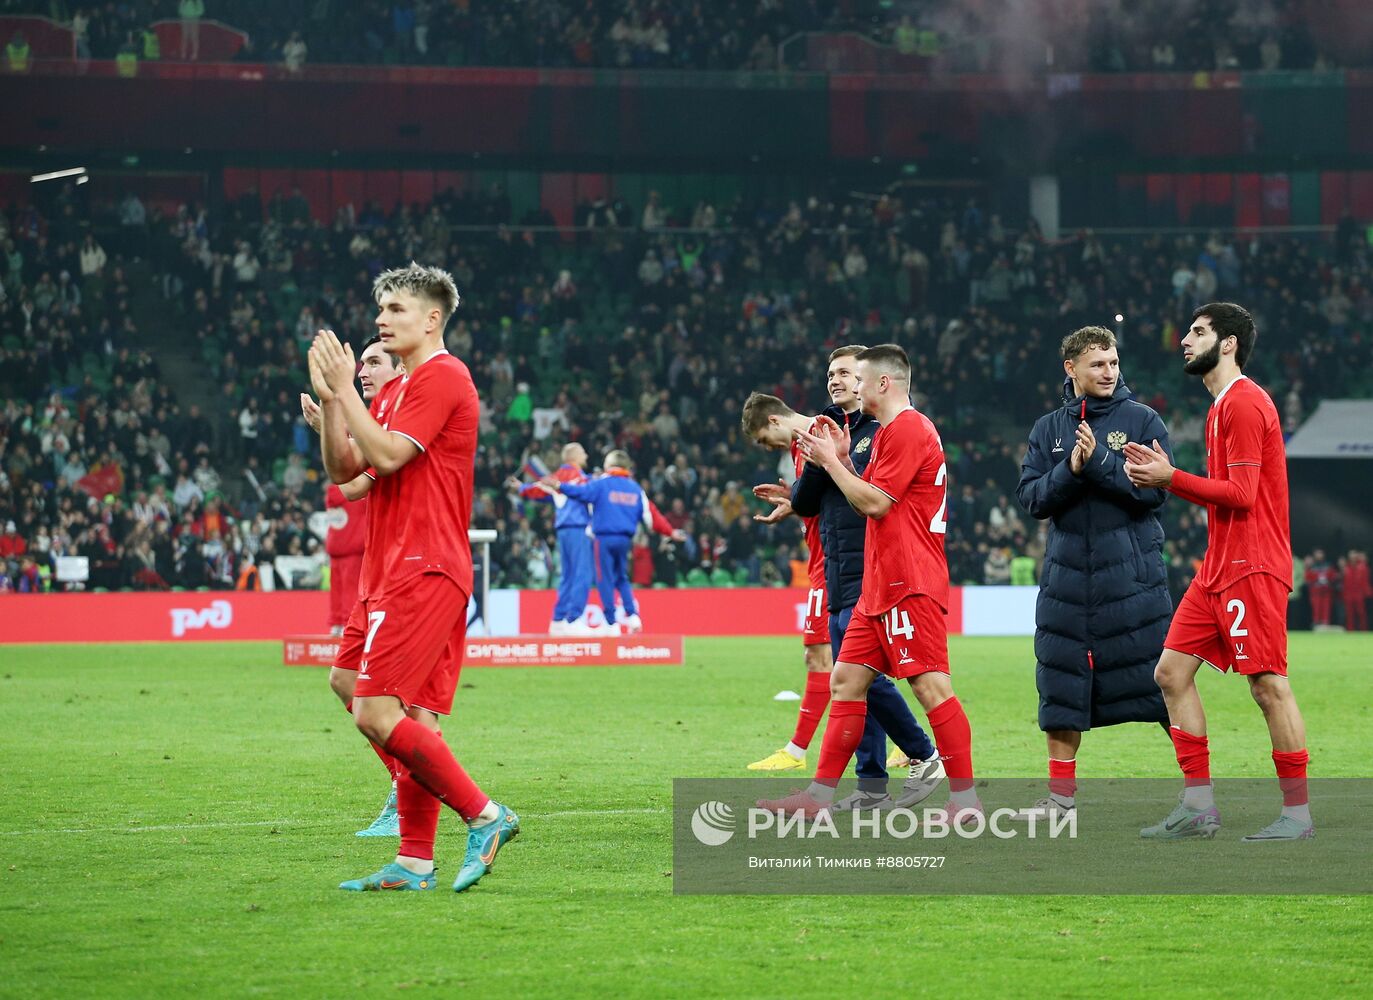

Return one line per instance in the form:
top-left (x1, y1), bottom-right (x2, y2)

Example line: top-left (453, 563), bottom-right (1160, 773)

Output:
top-left (355, 786), bottom-right (400, 837)
top-left (453, 804), bottom-right (520, 893)
top-left (339, 862), bottom-right (436, 892)
top-left (1140, 800), bottom-right (1222, 840)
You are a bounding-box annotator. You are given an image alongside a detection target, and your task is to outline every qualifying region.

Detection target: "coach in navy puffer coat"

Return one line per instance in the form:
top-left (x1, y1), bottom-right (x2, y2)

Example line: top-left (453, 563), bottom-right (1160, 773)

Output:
top-left (1018, 376), bottom-right (1173, 733)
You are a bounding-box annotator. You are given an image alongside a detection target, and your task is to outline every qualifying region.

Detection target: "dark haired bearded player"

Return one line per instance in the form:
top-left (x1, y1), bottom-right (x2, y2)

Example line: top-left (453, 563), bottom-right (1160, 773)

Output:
top-left (1125, 302), bottom-right (1312, 841)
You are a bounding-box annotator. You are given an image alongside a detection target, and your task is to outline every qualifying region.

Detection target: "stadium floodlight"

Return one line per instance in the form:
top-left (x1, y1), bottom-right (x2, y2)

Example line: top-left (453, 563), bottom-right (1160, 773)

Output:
top-left (31, 167), bottom-right (87, 183)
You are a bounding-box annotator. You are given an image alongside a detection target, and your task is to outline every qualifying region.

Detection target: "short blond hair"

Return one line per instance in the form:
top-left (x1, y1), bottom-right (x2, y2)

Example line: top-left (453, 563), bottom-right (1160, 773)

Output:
top-left (373, 262), bottom-right (461, 328)
top-left (604, 449), bottom-right (633, 470)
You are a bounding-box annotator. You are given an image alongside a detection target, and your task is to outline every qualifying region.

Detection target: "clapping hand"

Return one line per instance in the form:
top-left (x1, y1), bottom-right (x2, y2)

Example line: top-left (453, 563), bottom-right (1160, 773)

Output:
top-left (1123, 439), bottom-right (1174, 488)
top-left (796, 415), bottom-right (847, 471)
top-left (809, 414), bottom-right (850, 457)
top-left (1069, 420), bottom-right (1095, 474)
top-left (753, 479), bottom-right (794, 524)
top-left (309, 329), bottom-right (357, 399)
top-left (752, 481), bottom-right (790, 505)
top-left (299, 392), bottom-right (322, 433)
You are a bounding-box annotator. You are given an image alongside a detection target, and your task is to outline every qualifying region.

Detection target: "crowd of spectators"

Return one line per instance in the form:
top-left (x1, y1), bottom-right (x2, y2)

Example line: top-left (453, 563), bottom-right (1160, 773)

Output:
top-left (3, 169), bottom-right (1372, 602)
top-left (4, 0), bottom-right (1369, 74)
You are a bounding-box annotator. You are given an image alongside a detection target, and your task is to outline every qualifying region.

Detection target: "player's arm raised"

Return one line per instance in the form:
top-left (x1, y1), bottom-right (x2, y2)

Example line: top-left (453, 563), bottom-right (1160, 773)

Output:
top-left (1124, 404), bottom-right (1261, 511)
top-left (309, 345), bottom-right (368, 484)
top-left (796, 420), bottom-right (892, 518)
top-left (312, 330), bottom-right (420, 478)
top-left (338, 474), bottom-right (374, 501)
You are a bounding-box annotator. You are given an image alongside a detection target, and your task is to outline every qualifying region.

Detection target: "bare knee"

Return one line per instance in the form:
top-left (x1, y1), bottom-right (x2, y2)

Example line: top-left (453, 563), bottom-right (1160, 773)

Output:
top-left (803, 643), bottom-right (833, 674)
top-left (1249, 674), bottom-right (1290, 715)
top-left (909, 672), bottom-right (953, 712)
top-left (353, 697), bottom-right (404, 745)
top-left (328, 667), bottom-right (356, 704)
top-left (829, 662), bottom-right (871, 701)
top-left (1153, 652), bottom-right (1198, 693)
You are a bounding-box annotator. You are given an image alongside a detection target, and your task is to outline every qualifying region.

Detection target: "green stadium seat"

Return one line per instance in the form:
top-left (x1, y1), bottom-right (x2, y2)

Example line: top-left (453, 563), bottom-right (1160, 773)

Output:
top-left (684, 568), bottom-right (710, 588)
top-left (710, 567), bottom-right (735, 587)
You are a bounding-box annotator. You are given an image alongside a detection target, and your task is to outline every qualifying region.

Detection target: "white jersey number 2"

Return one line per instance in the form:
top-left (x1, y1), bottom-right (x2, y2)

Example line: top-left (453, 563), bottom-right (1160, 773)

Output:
top-left (1226, 599), bottom-right (1248, 638)
top-left (929, 463), bottom-right (948, 535)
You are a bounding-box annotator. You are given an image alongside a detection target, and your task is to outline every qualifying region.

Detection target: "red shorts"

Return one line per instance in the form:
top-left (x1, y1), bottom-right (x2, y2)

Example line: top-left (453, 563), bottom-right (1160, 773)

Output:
top-left (1165, 573), bottom-right (1289, 676)
top-left (802, 585), bottom-right (831, 647)
top-left (353, 573), bottom-right (470, 715)
top-left (837, 594), bottom-right (949, 679)
top-left (334, 600), bottom-right (368, 673)
top-left (328, 553), bottom-right (363, 628)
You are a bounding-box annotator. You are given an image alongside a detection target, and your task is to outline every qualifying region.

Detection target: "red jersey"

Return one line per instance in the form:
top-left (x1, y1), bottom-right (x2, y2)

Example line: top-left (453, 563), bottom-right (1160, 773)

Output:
top-left (325, 483), bottom-right (368, 558)
top-left (1171, 375), bottom-right (1292, 593)
top-left (359, 350), bottom-right (479, 601)
top-left (856, 407), bottom-right (950, 615)
top-left (790, 424), bottom-right (826, 590)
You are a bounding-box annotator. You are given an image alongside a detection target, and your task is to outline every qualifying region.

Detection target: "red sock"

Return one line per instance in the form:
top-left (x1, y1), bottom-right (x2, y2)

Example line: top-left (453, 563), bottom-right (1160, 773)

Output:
top-left (347, 698), bottom-right (404, 781)
top-left (1048, 757), bottom-right (1077, 799)
top-left (368, 738), bottom-right (404, 782)
top-left (1170, 727), bottom-right (1211, 786)
top-left (384, 717), bottom-right (490, 822)
top-left (927, 696), bottom-right (975, 793)
top-left (396, 759), bottom-right (442, 862)
top-left (814, 700), bottom-right (867, 786)
top-left (1272, 748), bottom-right (1309, 806)
top-left (791, 672), bottom-right (831, 750)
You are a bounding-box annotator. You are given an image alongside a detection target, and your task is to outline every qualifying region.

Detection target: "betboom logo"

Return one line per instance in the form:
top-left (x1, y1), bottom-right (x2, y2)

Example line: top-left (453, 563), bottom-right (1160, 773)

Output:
top-left (691, 801), bottom-right (737, 846)
top-left (169, 599), bottom-right (234, 637)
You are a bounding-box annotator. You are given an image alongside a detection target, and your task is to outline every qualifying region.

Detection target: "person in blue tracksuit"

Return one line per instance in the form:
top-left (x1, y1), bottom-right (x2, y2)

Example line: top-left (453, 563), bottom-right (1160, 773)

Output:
top-left (545, 449), bottom-right (682, 633)
top-left (508, 442), bottom-right (594, 635)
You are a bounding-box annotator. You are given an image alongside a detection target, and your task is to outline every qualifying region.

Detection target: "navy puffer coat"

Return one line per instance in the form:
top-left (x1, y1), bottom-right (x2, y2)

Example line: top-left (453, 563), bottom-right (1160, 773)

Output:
top-left (1016, 380), bottom-right (1173, 732)
top-left (791, 404), bottom-right (878, 614)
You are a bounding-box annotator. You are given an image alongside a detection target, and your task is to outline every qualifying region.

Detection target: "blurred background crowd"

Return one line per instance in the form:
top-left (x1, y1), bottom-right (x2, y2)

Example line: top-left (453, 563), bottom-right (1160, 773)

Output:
top-left (3, 0), bottom-right (1372, 74)
top-left (2, 0), bottom-right (1372, 631)
top-left (2, 171), bottom-right (1371, 631)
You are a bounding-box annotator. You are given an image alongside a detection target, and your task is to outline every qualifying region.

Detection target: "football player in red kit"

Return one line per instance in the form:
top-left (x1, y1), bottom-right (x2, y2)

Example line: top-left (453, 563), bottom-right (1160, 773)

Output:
top-left (740, 391), bottom-right (833, 772)
top-left (1125, 302), bottom-right (1313, 841)
top-left (758, 345), bottom-right (979, 825)
top-left (302, 336), bottom-right (405, 836)
top-left (312, 263), bottom-right (518, 892)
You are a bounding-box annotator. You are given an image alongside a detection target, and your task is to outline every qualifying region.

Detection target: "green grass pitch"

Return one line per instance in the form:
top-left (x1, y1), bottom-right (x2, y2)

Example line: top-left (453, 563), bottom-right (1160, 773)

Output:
top-left (1, 634), bottom-right (1370, 997)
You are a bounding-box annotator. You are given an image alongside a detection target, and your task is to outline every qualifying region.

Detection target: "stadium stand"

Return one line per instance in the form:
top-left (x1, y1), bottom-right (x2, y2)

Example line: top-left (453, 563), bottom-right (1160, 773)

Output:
top-left (2, 1), bottom-right (1372, 74)
top-left (3, 173), bottom-right (1371, 607)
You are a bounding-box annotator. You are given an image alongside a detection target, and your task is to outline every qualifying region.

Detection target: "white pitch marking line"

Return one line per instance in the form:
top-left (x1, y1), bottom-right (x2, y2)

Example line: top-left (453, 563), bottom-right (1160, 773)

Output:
top-left (0, 819), bottom-right (290, 836)
top-left (0, 808), bottom-right (668, 836)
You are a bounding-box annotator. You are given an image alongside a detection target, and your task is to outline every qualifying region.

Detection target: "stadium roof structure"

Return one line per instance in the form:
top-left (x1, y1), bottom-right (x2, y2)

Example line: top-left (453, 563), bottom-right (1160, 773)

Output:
top-left (1287, 400), bottom-right (1373, 459)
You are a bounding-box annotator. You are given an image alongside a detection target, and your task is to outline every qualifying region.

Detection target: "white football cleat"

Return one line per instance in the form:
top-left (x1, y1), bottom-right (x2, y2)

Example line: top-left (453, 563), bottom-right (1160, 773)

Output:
top-left (598, 621), bottom-right (623, 636)
top-left (621, 613), bottom-right (643, 633)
